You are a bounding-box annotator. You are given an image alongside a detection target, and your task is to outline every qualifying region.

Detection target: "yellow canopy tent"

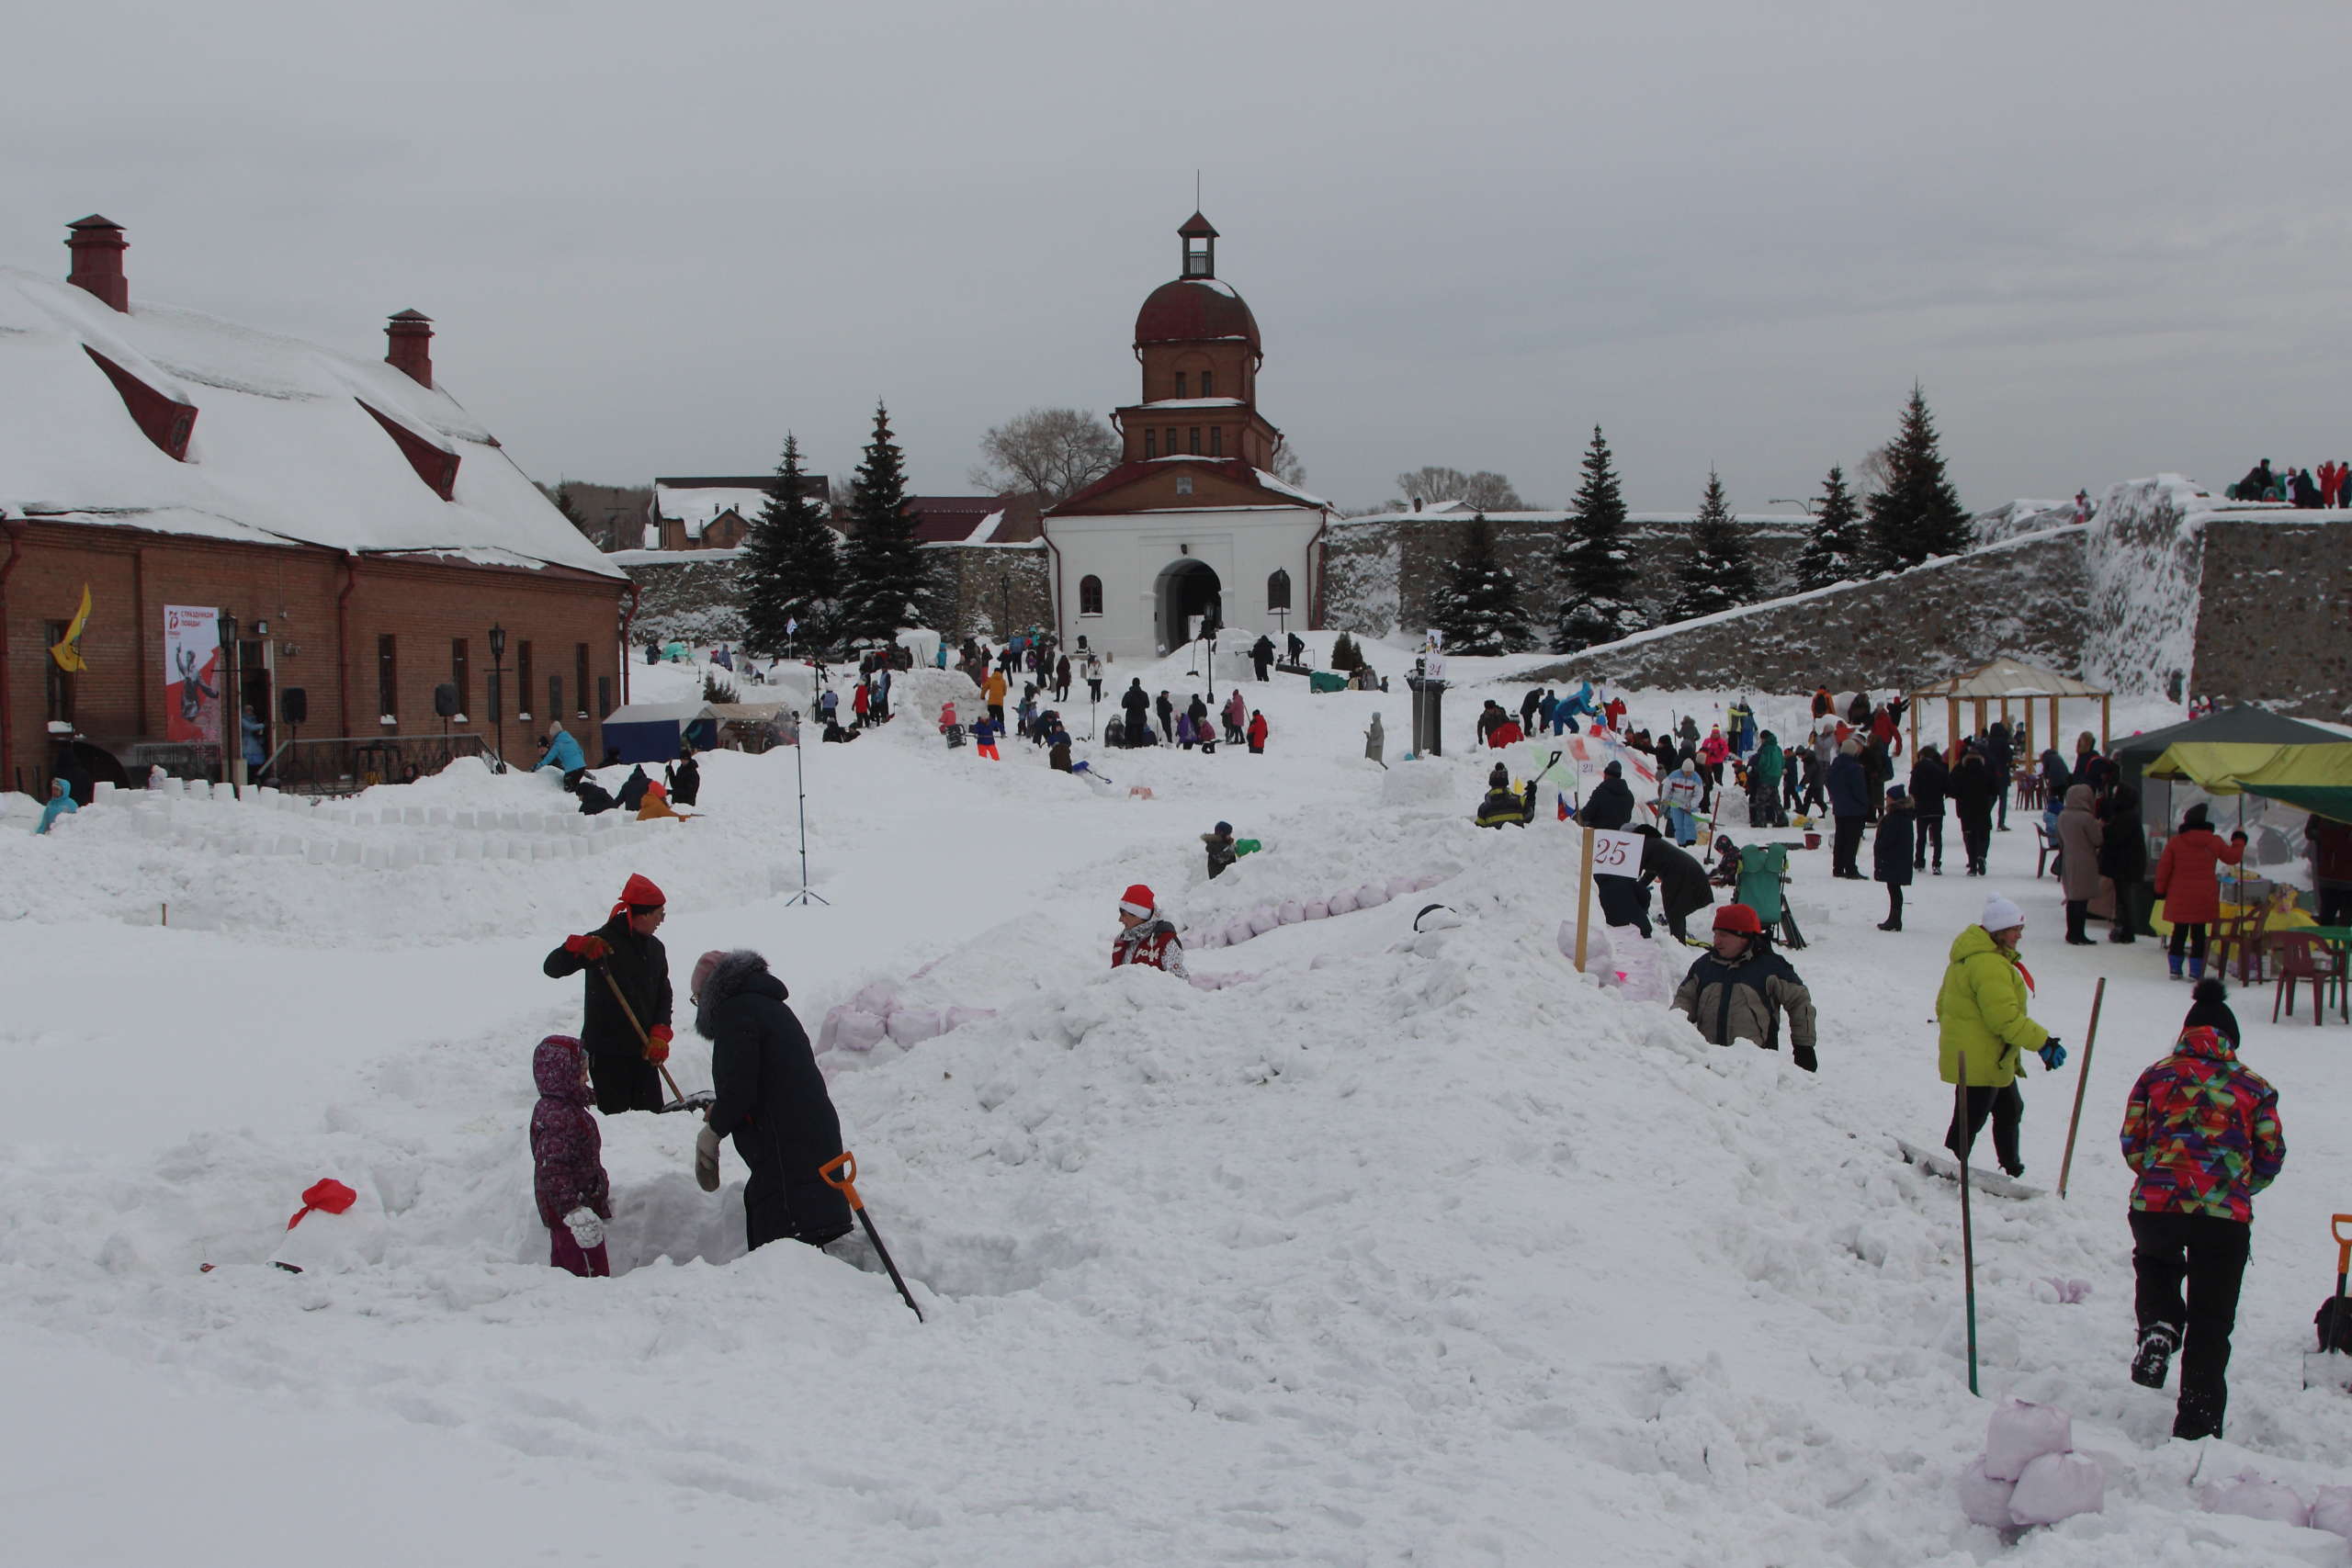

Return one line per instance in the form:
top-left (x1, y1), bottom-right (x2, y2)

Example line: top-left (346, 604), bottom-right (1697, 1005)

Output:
top-left (2143, 741), bottom-right (2352, 825)
top-left (1905, 656), bottom-right (2111, 760)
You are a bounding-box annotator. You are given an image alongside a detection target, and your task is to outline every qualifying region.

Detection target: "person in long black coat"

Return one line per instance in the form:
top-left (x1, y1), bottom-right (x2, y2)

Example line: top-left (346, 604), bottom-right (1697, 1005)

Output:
top-left (666, 745), bottom-right (701, 807)
top-left (543, 876), bottom-right (673, 1113)
top-left (1949, 749), bottom-right (1996, 875)
top-left (1119, 680), bottom-right (1151, 747)
top-left (693, 949), bottom-right (852, 1252)
top-left (1872, 785), bottom-right (1917, 931)
top-left (2099, 784), bottom-right (2151, 942)
top-left (1909, 745), bottom-right (1950, 874)
top-left (1636, 827), bottom-right (1714, 942)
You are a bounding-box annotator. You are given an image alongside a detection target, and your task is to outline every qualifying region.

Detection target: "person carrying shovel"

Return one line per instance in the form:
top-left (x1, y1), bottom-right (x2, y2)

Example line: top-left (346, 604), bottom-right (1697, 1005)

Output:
top-left (544, 873), bottom-right (675, 1114)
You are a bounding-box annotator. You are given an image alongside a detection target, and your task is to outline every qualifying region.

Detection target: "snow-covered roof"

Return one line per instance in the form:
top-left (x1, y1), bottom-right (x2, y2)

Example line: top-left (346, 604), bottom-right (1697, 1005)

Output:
top-left (1908, 656), bottom-right (2108, 702)
top-left (1135, 397), bottom-right (1246, 410)
top-left (967, 509), bottom-right (1006, 543)
top-left (650, 482), bottom-right (770, 540)
top-left (1251, 468), bottom-right (1333, 510)
top-left (1338, 505), bottom-right (1807, 527)
top-left (0, 267), bottom-right (620, 577)
top-left (607, 546), bottom-right (748, 567)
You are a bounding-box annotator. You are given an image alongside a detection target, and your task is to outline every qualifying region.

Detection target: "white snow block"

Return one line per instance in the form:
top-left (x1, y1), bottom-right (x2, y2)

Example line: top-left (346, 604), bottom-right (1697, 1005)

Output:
top-left (2204, 1473), bottom-right (2308, 1528)
top-left (886, 1007), bottom-right (944, 1047)
top-left (453, 811), bottom-right (477, 830)
top-left (1955, 1459), bottom-right (2017, 1529)
top-left (1984, 1401), bottom-right (2071, 1482)
top-left (2309, 1485), bottom-right (2352, 1541)
top-left (1355, 882), bottom-right (1389, 908)
top-left (363, 844), bottom-right (390, 870)
top-left (567, 838), bottom-right (589, 860)
top-left (943, 1006), bottom-right (997, 1032)
top-left (1328, 888), bottom-right (1359, 916)
top-left (423, 842), bottom-right (450, 865)
top-left (833, 1009), bottom-right (888, 1053)
top-left (1224, 919), bottom-right (1255, 947)
top-left (403, 807), bottom-right (427, 827)
top-left (334, 840), bottom-right (364, 867)
top-left (1385, 875), bottom-right (1414, 901)
top-left (275, 835), bottom-right (304, 857)
top-left (305, 840), bottom-right (331, 865)
top-left (1303, 899), bottom-right (1329, 920)
top-left (1277, 899), bottom-right (1305, 925)
top-left (1248, 906), bottom-right (1279, 936)
top-left (2007, 1451), bottom-right (2103, 1527)
top-left (853, 982), bottom-right (896, 1017)
top-left (428, 807), bottom-right (450, 827)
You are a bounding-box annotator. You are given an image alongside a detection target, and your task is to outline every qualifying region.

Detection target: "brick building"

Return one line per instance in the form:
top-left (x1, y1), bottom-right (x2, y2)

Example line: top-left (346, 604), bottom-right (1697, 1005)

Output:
top-left (0, 216), bottom-right (631, 795)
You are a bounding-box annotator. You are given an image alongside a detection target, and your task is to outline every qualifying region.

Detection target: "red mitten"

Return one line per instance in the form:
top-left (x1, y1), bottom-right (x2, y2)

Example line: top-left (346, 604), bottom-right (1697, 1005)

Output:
top-left (564, 933), bottom-right (610, 961)
top-left (646, 1025), bottom-right (673, 1064)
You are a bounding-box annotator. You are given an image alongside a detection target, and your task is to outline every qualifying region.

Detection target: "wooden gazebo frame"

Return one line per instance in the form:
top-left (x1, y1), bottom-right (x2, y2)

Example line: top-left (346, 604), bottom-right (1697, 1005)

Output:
top-left (1905, 656), bottom-right (2111, 760)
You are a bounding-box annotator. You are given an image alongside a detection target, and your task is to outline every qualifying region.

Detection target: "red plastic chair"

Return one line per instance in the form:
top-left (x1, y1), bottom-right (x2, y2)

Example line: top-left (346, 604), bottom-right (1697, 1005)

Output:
top-left (2213, 905), bottom-right (2269, 985)
top-left (2271, 932), bottom-right (2347, 1025)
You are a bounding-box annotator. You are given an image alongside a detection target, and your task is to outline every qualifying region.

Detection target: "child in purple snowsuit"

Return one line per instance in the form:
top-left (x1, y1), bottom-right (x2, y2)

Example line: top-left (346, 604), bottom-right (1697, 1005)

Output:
top-left (531, 1034), bottom-right (613, 1277)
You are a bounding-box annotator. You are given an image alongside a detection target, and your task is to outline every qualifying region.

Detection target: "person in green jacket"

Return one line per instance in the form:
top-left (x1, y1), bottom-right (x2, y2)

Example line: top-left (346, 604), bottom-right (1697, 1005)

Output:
top-left (1937, 892), bottom-right (2067, 1177)
top-left (1748, 730), bottom-right (1786, 828)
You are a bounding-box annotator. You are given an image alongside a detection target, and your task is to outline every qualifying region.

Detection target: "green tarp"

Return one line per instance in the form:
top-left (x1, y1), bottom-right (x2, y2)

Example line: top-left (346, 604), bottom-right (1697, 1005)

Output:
top-left (2144, 742), bottom-right (2352, 825)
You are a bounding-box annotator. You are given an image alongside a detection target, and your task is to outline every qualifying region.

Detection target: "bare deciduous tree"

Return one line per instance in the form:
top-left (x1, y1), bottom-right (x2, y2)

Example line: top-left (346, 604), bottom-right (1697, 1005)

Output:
top-left (1394, 465), bottom-right (1526, 513)
top-left (1269, 437), bottom-right (1308, 491)
top-left (968, 407), bottom-right (1124, 503)
top-left (1855, 442), bottom-right (1896, 497)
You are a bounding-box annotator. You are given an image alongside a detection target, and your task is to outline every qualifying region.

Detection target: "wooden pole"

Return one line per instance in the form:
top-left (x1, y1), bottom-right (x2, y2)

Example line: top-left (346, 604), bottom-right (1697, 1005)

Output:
top-left (1574, 826), bottom-right (1595, 972)
top-left (2100, 693), bottom-right (2111, 752)
top-left (1956, 1057), bottom-right (1980, 1396)
top-left (2057, 977), bottom-right (2107, 1201)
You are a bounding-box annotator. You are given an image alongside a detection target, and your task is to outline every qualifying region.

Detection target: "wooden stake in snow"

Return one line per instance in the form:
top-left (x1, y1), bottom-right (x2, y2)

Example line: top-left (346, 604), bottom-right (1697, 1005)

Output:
top-left (1956, 1055), bottom-right (1980, 1397)
top-left (2056, 976), bottom-right (2106, 1201)
top-left (1574, 827), bottom-right (1594, 972)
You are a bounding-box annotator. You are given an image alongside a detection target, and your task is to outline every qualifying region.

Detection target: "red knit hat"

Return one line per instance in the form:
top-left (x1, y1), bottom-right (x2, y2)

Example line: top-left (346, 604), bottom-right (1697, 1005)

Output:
top-left (1118, 884), bottom-right (1155, 919)
top-left (611, 873), bottom-right (666, 918)
top-left (1713, 903), bottom-right (1763, 934)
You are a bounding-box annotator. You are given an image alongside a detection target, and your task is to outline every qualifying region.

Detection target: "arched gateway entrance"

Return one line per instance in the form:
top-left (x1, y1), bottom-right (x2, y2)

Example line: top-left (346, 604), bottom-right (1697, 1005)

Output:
top-left (1153, 558), bottom-right (1221, 653)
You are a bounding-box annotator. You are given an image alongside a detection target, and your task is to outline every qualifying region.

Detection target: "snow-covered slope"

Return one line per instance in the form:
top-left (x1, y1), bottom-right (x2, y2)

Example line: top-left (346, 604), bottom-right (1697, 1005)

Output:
top-left (3, 637), bottom-right (2346, 1564)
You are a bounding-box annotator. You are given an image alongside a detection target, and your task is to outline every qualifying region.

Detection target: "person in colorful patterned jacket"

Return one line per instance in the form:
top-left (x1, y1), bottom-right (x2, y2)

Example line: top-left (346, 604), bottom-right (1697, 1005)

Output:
top-left (529, 1035), bottom-right (612, 1277)
top-left (2119, 1020), bottom-right (2286, 1441)
top-left (1110, 884), bottom-right (1187, 977)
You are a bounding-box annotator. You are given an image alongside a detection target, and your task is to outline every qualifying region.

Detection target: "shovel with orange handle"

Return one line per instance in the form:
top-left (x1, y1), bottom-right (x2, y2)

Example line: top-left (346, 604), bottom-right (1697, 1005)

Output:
top-left (2305, 1213), bottom-right (2352, 1392)
top-left (821, 1151), bottom-right (923, 1322)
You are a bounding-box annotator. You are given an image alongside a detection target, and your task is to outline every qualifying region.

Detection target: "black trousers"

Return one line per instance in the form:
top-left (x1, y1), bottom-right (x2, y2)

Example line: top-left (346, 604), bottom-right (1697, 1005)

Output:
top-left (1914, 816), bottom-right (1944, 868)
top-left (1996, 783), bottom-right (2009, 829)
top-left (1958, 812), bottom-right (1991, 871)
top-left (1833, 815), bottom-right (1865, 876)
top-left (2130, 1209), bottom-right (2251, 1439)
top-left (587, 1051), bottom-right (664, 1115)
top-left (2065, 898), bottom-right (2089, 942)
top-left (1885, 886), bottom-right (1904, 924)
top-left (2321, 885), bottom-right (2351, 926)
top-left (1944, 1082), bottom-right (2024, 1173)
top-left (2109, 880), bottom-right (2143, 941)
top-left (2169, 922), bottom-right (2209, 962)
top-left (1596, 877), bottom-right (1651, 936)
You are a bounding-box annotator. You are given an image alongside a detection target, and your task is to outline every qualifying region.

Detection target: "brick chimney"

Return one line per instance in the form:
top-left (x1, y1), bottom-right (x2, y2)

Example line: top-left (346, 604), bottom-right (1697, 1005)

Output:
top-left (386, 309), bottom-right (434, 388)
top-left (65, 215), bottom-right (129, 311)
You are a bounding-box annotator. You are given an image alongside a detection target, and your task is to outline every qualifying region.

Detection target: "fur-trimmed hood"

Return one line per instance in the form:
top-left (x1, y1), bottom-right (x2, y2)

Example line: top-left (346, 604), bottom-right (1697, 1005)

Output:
top-left (693, 949), bottom-right (787, 1039)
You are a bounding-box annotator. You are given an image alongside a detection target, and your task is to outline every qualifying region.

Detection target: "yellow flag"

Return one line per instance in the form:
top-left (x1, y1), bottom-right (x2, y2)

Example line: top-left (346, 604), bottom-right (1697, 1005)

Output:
top-left (50, 584), bottom-right (92, 672)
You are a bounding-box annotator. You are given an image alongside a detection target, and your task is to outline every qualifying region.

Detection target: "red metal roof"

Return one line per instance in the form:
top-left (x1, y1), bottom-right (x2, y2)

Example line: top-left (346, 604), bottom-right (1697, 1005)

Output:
top-left (1135, 278), bottom-right (1261, 350)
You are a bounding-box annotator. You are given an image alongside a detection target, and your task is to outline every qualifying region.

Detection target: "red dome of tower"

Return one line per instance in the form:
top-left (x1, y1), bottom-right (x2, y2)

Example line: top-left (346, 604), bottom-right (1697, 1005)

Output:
top-left (1135, 277), bottom-right (1261, 352)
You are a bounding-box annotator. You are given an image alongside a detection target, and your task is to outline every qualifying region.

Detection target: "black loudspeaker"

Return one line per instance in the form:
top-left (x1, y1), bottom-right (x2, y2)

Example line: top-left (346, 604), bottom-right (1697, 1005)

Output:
top-left (434, 682), bottom-right (459, 717)
top-left (279, 687), bottom-right (308, 725)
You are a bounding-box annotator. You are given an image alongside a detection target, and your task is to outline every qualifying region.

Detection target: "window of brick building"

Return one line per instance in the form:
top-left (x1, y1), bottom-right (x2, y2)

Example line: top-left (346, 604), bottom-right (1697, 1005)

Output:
top-left (1210, 428), bottom-right (1223, 457)
top-left (1080, 575), bottom-right (1103, 615)
top-left (450, 638), bottom-right (469, 717)
top-left (1201, 371), bottom-right (1213, 397)
top-left (597, 675), bottom-right (613, 720)
top-left (516, 641), bottom-right (534, 720)
top-left (548, 675), bottom-right (563, 725)
top-left (1267, 570), bottom-right (1292, 611)
top-left (377, 635), bottom-right (398, 722)
top-left (44, 621), bottom-right (73, 725)
top-left (574, 645), bottom-right (590, 719)
top-left (1146, 429), bottom-right (1158, 458)
top-left (1174, 372), bottom-right (1187, 398)
top-left (1189, 427), bottom-right (1201, 455)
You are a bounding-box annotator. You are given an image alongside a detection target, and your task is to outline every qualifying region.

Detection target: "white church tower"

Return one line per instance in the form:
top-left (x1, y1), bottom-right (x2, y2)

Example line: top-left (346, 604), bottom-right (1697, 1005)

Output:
top-left (1041, 212), bottom-right (1331, 658)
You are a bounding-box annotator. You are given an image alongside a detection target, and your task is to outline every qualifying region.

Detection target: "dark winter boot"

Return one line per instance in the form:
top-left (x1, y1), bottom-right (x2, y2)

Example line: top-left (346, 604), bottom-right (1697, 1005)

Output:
top-left (2132, 1323), bottom-right (2178, 1389)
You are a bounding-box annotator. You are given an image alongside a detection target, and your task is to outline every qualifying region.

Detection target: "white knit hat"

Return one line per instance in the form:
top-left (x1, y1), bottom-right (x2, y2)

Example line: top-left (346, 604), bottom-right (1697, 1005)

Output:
top-left (1982, 892), bottom-right (2025, 932)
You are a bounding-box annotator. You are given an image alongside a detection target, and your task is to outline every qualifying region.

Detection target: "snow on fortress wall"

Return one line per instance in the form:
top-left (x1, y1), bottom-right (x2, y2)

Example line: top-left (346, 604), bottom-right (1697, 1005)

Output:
top-left (2079, 475), bottom-right (2205, 705)
top-left (1520, 528), bottom-right (2089, 692)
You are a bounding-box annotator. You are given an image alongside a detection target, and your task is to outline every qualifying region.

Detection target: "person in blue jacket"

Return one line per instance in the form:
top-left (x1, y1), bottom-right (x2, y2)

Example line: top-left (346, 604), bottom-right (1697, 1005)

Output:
top-left (537, 721), bottom-right (586, 774)
top-left (35, 778), bottom-right (79, 834)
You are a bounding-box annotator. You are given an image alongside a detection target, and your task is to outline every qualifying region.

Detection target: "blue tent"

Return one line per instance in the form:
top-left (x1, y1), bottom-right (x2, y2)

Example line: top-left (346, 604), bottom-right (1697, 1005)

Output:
top-left (598, 702), bottom-right (718, 764)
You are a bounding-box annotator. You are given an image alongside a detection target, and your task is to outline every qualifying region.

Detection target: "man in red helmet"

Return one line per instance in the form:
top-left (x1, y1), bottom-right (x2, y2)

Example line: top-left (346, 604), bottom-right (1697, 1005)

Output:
top-left (543, 873), bottom-right (674, 1113)
top-left (1669, 903), bottom-right (1819, 1070)
top-left (1110, 884), bottom-right (1188, 977)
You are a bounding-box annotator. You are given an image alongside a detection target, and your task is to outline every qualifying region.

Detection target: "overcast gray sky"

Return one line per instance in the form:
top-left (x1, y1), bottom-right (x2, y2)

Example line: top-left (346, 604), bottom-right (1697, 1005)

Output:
top-left (11, 0), bottom-right (2347, 515)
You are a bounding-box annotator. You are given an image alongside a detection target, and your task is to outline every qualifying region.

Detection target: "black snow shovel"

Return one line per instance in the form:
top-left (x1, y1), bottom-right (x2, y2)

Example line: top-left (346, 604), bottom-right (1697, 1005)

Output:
top-left (2304, 1213), bottom-right (2352, 1392)
top-left (820, 1151), bottom-right (924, 1322)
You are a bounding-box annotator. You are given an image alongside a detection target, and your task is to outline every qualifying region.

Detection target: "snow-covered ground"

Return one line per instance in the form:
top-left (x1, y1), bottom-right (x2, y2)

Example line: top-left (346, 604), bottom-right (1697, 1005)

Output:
top-left (5, 636), bottom-right (2348, 1566)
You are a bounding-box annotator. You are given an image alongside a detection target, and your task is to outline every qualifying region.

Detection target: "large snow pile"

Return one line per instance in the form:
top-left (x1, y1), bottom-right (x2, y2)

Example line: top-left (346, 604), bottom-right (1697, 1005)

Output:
top-left (4, 631), bottom-right (2349, 1564)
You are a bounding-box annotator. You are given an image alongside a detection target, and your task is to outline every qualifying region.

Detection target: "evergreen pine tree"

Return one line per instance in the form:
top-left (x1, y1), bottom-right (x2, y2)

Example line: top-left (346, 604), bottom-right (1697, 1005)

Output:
top-left (1329, 630), bottom-right (1360, 671)
top-left (550, 481), bottom-right (599, 545)
top-left (837, 401), bottom-right (933, 643)
top-left (1667, 470), bottom-right (1751, 622)
top-left (738, 433), bottom-right (842, 658)
top-left (1792, 464), bottom-right (1870, 591)
top-left (1554, 424), bottom-right (1644, 652)
top-left (1433, 514), bottom-right (1533, 655)
top-left (1864, 385), bottom-right (1973, 568)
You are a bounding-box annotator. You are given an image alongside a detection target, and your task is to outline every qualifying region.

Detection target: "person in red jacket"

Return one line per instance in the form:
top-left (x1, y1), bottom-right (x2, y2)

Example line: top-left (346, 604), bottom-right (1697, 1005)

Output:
top-left (1247, 711), bottom-right (1269, 754)
top-left (1110, 884), bottom-right (1187, 976)
top-left (2120, 1021), bottom-right (2286, 1440)
top-left (2153, 804), bottom-right (2248, 981)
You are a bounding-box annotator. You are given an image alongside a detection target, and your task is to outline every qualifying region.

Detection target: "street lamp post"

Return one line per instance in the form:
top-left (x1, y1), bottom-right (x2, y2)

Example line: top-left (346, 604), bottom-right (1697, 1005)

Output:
top-left (216, 610), bottom-right (242, 792)
top-left (488, 622), bottom-right (508, 773)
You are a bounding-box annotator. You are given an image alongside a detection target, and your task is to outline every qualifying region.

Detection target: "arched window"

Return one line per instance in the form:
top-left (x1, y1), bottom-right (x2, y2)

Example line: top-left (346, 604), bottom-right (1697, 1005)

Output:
top-left (1266, 569), bottom-right (1292, 611)
top-left (1079, 575), bottom-right (1103, 615)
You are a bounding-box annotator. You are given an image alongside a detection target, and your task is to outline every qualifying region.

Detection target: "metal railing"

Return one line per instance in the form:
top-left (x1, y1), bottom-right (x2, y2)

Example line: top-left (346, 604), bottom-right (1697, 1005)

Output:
top-left (261, 733), bottom-right (503, 796)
